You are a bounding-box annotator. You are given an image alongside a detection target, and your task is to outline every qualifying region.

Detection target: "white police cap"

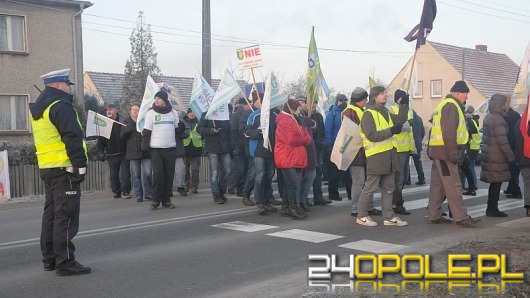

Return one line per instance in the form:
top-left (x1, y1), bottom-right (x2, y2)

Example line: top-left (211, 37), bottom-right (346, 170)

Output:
top-left (40, 68), bottom-right (74, 85)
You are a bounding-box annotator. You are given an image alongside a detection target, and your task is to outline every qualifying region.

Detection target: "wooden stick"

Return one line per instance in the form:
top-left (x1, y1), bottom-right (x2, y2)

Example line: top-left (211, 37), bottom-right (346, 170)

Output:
top-left (405, 49), bottom-right (418, 94)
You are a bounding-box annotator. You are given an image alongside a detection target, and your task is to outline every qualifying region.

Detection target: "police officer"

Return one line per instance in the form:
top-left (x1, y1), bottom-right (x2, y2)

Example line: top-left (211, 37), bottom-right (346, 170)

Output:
top-left (30, 68), bottom-right (91, 275)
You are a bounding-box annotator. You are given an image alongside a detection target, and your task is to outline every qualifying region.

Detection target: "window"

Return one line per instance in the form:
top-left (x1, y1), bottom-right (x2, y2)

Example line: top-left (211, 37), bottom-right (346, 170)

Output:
top-left (0, 95), bottom-right (29, 131)
top-left (412, 81), bottom-right (423, 98)
top-left (431, 80), bottom-right (442, 98)
top-left (0, 14), bottom-right (26, 52)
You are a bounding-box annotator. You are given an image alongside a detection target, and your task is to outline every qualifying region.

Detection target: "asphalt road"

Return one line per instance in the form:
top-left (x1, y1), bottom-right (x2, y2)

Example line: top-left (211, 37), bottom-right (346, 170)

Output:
top-left (1, 165), bottom-right (529, 298)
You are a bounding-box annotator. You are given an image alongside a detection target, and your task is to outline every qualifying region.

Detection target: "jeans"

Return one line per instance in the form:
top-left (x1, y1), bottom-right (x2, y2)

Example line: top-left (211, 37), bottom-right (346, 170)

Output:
top-left (412, 153), bottom-right (425, 183)
top-left (312, 148), bottom-right (324, 199)
top-left (208, 152), bottom-right (231, 194)
top-left (228, 154), bottom-right (247, 192)
top-left (281, 168), bottom-right (302, 204)
top-left (174, 157), bottom-right (186, 188)
top-left (184, 156), bottom-right (201, 190)
top-left (253, 157), bottom-right (275, 206)
top-left (130, 159), bottom-right (152, 199)
top-left (107, 154), bottom-right (131, 195)
top-left (300, 168), bottom-right (316, 204)
top-left (242, 156), bottom-right (255, 194)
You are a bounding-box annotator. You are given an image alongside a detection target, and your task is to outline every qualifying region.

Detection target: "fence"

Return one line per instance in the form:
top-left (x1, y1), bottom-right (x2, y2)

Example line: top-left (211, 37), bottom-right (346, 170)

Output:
top-left (9, 156), bottom-right (213, 198)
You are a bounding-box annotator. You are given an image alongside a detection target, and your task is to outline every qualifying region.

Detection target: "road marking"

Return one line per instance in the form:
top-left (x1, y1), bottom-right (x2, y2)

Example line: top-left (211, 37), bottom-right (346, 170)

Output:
top-left (467, 199), bottom-right (523, 218)
top-left (338, 239), bottom-right (410, 253)
top-left (496, 217), bottom-right (530, 228)
top-left (212, 221), bottom-right (278, 232)
top-left (266, 229), bottom-right (344, 243)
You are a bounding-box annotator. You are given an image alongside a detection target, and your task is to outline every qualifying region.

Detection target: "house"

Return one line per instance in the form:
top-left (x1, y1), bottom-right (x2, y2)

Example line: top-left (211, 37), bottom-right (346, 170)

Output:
top-left (387, 41), bottom-right (519, 124)
top-left (0, 0), bottom-right (92, 143)
top-left (84, 71), bottom-right (248, 110)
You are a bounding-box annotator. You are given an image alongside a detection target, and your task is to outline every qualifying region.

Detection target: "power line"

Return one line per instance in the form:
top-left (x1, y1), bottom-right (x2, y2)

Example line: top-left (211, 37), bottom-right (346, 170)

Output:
top-left (457, 0), bottom-right (530, 18)
top-left (438, 1), bottom-right (530, 24)
top-left (467, 0), bottom-right (530, 14)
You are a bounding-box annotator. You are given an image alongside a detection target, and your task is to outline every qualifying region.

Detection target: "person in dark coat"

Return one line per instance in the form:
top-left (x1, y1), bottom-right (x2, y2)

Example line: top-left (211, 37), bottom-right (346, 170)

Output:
top-left (183, 109), bottom-right (202, 194)
top-left (197, 110), bottom-right (232, 204)
top-left (411, 110), bottom-right (426, 185)
top-left (480, 94), bottom-right (515, 217)
top-left (120, 103), bottom-right (152, 202)
top-left (228, 98), bottom-right (251, 198)
top-left (514, 117), bottom-right (530, 216)
top-left (504, 107), bottom-right (522, 198)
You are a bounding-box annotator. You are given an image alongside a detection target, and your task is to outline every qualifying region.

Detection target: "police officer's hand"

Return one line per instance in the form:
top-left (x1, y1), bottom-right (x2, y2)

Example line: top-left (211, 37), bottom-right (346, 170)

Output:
top-left (68, 167), bottom-right (86, 184)
top-left (390, 125), bottom-right (403, 135)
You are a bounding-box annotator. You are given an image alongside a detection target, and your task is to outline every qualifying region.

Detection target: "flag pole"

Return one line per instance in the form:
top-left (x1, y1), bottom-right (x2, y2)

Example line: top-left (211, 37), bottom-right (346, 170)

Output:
top-left (405, 49), bottom-right (418, 94)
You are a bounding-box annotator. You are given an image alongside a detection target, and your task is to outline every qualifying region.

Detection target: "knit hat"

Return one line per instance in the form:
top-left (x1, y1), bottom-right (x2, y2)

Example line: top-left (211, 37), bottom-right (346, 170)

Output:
top-left (351, 87), bottom-right (368, 102)
top-left (154, 91), bottom-right (169, 102)
top-left (296, 95), bottom-right (307, 102)
top-left (394, 89), bottom-right (407, 103)
top-left (187, 108), bottom-right (193, 114)
top-left (335, 93), bottom-right (348, 105)
top-left (450, 81), bottom-right (470, 93)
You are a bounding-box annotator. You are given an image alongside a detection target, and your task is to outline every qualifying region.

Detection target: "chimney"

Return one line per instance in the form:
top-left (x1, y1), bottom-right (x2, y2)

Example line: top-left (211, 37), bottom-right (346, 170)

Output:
top-left (475, 44), bottom-right (487, 52)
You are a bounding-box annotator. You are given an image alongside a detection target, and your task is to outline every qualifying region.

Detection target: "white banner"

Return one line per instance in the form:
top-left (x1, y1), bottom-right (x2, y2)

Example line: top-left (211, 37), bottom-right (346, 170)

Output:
top-left (156, 82), bottom-right (186, 112)
top-left (137, 75), bottom-right (159, 133)
top-left (86, 110), bottom-right (114, 139)
top-left (261, 74), bottom-right (272, 149)
top-left (205, 69), bottom-right (241, 120)
top-left (0, 151), bottom-right (11, 201)
top-left (236, 44), bottom-right (263, 70)
top-left (330, 117), bottom-right (362, 171)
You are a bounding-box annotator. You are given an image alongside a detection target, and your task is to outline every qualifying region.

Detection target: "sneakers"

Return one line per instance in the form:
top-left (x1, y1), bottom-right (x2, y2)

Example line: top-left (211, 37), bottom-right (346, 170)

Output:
top-left (384, 217), bottom-right (408, 226)
top-left (178, 188), bottom-right (188, 197)
top-left (213, 194), bottom-right (224, 204)
top-left (356, 216), bottom-right (378, 227)
top-left (368, 208), bottom-right (382, 216)
top-left (112, 193), bottom-right (121, 199)
top-left (242, 196), bottom-right (255, 206)
top-left (257, 205), bottom-right (268, 215)
top-left (393, 205), bottom-right (411, 215)
top-left (455, 217), bottom-right (481, 228)
top-left (122, 193), bottom-right (131, 199)
top-left (43, 262), bottom-right (55, 271)
top-left (190, 187), bottom-right (198, 194)
top-left (428, 217), bottom-right (453, 224)
top-left (219, 193), bottom-right (228, 202)
top-left (462, 190), bottom-right (476, 196)
top-left (161, 202), bottom-right (175, 209)
top-left (269, 198), bottom-right (282, 206)
top-left (149, 202), bottom-right (160, 210)
top-left (55, 261), bottom-right (91, 276)
top-left (265, 204), bottom-right (278, 212)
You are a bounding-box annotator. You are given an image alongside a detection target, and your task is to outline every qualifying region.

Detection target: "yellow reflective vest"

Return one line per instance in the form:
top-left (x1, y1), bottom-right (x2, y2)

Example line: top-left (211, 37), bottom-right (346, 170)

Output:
top-left (342, 104), bottom-right (364, 122)
top-left (469, 119), bottom-right (481, 150)
top-left (429, 98), bottom-right (469, 146)
top-left (31, 100), bottom-right (87, 169)
top-left (360, 109), bottom-right (397, 157)
top-left (183, 124), bottom-right (203, 148)
top-left (389, 105), bottom-right (415, 153)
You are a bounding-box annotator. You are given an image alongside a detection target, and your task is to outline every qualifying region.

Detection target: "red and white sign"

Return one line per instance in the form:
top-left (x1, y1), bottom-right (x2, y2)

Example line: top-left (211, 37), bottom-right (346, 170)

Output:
top-left (236, 44), bottom-right (263, 70)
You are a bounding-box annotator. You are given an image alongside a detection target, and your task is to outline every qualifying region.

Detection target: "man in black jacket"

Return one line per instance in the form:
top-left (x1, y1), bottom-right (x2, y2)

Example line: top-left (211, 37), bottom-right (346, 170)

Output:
top-left (228, 98), bottom-right (252, 200)
top-left (97, 104), bottom-right (131, 199)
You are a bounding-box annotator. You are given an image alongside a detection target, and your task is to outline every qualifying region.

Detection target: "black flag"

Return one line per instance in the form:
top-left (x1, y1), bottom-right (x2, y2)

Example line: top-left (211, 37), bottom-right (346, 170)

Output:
top-left (404, 0), bottom-right (437, 49)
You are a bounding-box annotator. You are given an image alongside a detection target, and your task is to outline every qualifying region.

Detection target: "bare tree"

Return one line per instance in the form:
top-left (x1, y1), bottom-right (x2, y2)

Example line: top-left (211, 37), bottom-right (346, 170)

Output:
top-left (122, 11), bottom-right (163, 114)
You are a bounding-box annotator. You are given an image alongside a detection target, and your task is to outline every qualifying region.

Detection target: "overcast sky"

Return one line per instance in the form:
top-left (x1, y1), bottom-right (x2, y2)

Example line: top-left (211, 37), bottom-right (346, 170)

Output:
top-left (81, 0), bottom-right (530, 95)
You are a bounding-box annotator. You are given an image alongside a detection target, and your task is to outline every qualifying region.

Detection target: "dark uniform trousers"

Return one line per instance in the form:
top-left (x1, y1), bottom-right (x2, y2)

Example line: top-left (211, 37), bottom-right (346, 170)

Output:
top-left (151, 148), bottom-right (177, 204)
top-left (41, 171), bottom-right (81, 269)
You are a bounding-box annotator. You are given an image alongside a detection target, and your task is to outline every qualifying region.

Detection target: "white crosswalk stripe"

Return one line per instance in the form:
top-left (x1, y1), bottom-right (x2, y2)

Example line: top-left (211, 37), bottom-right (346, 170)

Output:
top-left (211, 221), bottom-right (278, 232)
top-left (338, 240), bottom-right (410, 253)
top-left (266, 229), bottom-right (344, 243)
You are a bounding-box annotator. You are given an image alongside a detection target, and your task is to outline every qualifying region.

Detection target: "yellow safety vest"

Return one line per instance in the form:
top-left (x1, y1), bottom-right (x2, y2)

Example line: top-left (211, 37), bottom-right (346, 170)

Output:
top-left (389, 105), bottom-right (415, 153)
top-left (342, 104), bottom-right (364, 122)
top-left (183, 124), bottom-right (203, 148)
top-left (429, 98), bottom-right (469, 146)
top-left (31, 100), bottom-right (87, 169)
top-left (469, 119), bottom-right (481, 150)
top-left (360, 109), bottom-right (396, 157)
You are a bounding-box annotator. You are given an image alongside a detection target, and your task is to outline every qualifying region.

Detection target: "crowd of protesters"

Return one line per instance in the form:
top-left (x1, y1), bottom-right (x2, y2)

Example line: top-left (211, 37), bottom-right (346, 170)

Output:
top-left (97, 81), bottom-right (530, 224)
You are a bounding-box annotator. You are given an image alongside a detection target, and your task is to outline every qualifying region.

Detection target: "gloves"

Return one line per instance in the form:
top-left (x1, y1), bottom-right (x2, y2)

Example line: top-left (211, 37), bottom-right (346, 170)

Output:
top-left (97, 152), bottom-right (106, 162)
top-left (399, 94), bottom-right (409, 106)
top-left (390, 125), bottom-right (403, 135)
top-left (67, 167), bottom-right (86, 184)
top-left (211, 127), bottom-right (222, 134)
top-left (257, 127), bottom-right (263, 136)
top-left (303, 118), bottom-right (316, 128)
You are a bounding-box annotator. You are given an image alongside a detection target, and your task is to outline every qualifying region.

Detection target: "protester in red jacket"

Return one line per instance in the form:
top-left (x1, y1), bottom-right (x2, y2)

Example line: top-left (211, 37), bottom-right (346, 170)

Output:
top-left (275, 99), bottom-right (311, 219)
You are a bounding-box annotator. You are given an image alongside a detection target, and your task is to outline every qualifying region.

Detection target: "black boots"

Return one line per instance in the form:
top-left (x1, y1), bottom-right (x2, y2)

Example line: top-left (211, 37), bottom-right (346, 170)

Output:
top-left (486, 200), bottom-right (507, 217)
